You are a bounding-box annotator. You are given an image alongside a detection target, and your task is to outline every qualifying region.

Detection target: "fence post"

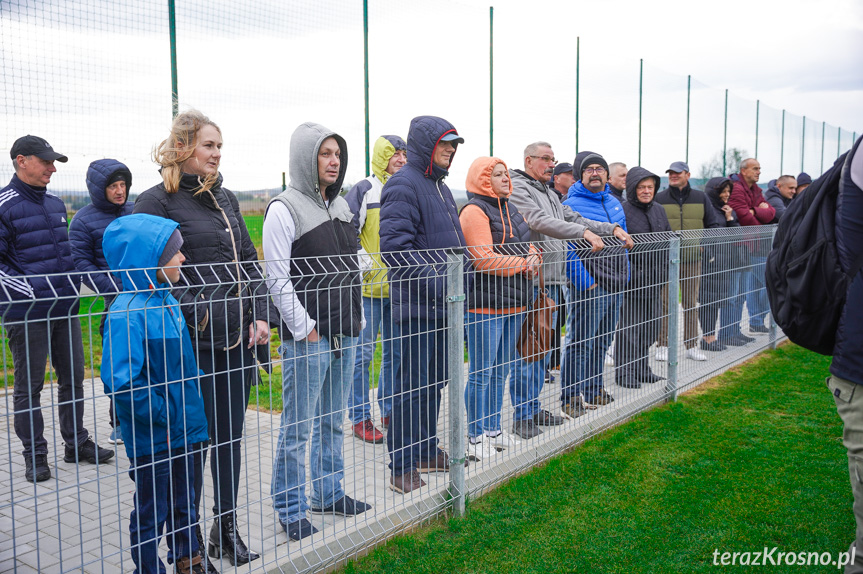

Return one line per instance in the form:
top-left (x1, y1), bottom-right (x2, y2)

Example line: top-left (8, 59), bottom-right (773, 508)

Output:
top-left (768, 226), bottom-right (778, 350)
top-left (446, 248), bottom-right (466, 517)
top-left (667, 235), bottom-right (680, 401)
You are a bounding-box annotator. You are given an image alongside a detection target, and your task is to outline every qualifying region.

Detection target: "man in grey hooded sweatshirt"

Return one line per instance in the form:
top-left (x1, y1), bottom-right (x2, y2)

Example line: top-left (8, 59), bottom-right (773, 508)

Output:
top-left (264, 122), bottom-right (370, 541)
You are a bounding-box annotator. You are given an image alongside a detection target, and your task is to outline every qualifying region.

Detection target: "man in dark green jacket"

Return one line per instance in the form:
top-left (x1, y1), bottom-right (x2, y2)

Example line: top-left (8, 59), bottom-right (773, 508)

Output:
top-left (654, 161), bottom-right (722, 362)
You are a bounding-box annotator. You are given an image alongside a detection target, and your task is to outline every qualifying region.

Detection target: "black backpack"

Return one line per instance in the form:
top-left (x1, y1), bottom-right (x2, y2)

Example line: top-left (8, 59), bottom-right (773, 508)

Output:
top-left (765, 140), bottom-right (863, 355)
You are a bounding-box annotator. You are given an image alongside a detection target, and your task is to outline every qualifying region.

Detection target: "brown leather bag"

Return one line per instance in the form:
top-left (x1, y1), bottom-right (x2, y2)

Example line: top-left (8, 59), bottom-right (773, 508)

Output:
top-left (516, 267), bottom-right (557, 362)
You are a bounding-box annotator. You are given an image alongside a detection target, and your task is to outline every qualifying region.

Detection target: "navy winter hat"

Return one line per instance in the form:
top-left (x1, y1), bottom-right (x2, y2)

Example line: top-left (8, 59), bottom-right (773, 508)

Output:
top-left (797, 172), bottom-right (812, 186)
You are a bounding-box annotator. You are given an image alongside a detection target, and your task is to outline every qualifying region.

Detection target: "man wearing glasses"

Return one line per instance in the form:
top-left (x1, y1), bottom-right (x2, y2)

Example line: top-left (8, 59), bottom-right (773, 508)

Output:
top-left (508, 142), bottom-right (631, 440)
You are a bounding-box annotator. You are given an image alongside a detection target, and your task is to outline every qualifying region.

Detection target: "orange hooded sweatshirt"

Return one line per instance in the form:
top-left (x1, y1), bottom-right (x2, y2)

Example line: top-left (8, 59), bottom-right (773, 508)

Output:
top-left (459, 156), bottom-right (540, 314)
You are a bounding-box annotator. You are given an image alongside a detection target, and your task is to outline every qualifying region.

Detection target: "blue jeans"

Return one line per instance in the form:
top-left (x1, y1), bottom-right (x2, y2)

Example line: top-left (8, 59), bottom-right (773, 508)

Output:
top-left (465, 312), bottom-right (524, 438)
top-left (271, 335), bottom-right (356, 525)
top-left (129, 448), bottom-right (197, 574)
top-left (560, 285), bottom-right (621, 403)
top-left (744, 255), bottom-right (769, 328)
top-left (509, 284), bottom-right (562, 422)
top-left (719, 270), bottom-right (745, 339)
top-left (387, 318), bottom-right (447, 476)
top-left (348, 297), bottom-right (395, 423)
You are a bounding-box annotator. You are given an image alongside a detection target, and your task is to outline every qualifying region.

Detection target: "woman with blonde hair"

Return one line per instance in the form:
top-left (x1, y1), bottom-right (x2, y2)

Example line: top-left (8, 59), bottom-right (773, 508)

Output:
top-left (134, 109), bottom-right (268, 570)
top-left (460, 156), bottom-right (540, 460)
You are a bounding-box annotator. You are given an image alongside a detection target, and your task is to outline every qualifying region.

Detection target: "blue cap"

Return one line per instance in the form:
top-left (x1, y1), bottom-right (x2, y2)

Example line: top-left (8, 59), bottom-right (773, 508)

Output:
top-left (440, 132), bottom-right (465, 144)
top-left (666, 161), bottom-right (690, 173)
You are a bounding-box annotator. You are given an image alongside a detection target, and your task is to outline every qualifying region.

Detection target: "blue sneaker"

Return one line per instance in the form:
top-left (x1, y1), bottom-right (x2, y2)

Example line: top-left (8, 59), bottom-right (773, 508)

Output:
top-left (108, 427), bottom-right (123, 445)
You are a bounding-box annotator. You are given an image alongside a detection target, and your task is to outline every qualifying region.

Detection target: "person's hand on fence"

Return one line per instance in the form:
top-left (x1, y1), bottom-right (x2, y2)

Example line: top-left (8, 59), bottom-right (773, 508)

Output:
top-left (613, 227), bottom-right (634, 249)
top-left (583, 229), bottom-right (605, 252)
top-left (248, 319), bottom-right (270, 349)
top-left (525, 253), bottom-right (542, 277)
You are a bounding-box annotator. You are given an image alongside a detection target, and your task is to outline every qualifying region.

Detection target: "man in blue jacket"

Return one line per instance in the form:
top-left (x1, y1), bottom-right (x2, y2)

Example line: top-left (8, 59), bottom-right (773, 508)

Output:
top-left (1, 135), bottom-right (113, 483)
top-left (380, 115), bottom-right (468, 494)
top-left (69, 158), bottom-right (134, 444)
top-left (560, 152), bottom-right (629, 417)
top-left (831, 135), bottom-right (863, 571)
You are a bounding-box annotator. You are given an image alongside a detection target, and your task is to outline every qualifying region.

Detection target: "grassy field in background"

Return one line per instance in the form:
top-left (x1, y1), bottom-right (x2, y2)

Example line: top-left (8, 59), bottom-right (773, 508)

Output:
top-left (341, 344), bottom-right (853, 574)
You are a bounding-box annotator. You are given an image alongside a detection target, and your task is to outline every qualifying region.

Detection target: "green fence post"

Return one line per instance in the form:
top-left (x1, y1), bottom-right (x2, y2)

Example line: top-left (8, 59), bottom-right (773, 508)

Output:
top-left (282, 172), bottom-right (286, 192)
top-left (363, 0), bottom-right (370, 177)
top-left (685, 75), bottom-right (690, 164)
top-left (755, 100), bottom-right (760, 158)
top-left (638, 58), bottom-right (643, 165)
top-left (722, 89), bottom-right (728, 176)
top-left (168, 0), bottom-right (178, 118)
top-left (489, 6), bottom-right (493, 156)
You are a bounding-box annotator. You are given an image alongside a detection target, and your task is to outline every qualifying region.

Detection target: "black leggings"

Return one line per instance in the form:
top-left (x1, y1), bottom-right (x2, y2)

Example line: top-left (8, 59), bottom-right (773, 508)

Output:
top-left (193, 346), bottom-right (253, 520)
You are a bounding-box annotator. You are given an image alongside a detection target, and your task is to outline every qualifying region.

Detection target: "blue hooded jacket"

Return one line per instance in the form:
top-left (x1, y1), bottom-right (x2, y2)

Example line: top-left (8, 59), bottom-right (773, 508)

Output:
top-left (100, 214), bottom-right (209, 459)
top-left (564, 180), bottom-right (628, 291)
top-left (69, 159), bottom-right (134, 294)
top-left (380, 116), bottom-right (469, 323)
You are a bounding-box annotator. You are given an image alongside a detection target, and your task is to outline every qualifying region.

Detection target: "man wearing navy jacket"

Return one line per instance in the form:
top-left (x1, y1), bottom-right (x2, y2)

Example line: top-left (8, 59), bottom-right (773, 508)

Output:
top-left (1, 135), bottom-right (113, 483)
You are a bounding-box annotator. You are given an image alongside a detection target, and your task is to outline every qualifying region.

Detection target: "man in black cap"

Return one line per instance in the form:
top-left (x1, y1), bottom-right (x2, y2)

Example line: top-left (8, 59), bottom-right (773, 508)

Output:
top-left (548, 162), bottom-right (575, 201)
top-left (1, 135), bottom-right (114, 483)
top-left (797, 172), bottom-right (813, 195)
top-left (654, 160), bottom-right (723, 362)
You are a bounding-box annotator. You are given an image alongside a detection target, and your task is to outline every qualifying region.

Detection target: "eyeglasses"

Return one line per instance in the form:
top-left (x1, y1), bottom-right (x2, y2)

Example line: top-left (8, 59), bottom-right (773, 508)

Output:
top-left (529, 155), bottom-right (557, 165)
top-left (584, 166), bottom-right (606, 174)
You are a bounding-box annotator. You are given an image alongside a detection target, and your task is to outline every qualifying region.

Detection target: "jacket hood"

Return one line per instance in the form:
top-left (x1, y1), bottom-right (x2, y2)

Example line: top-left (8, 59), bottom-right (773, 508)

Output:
top-left (86, 158), bottom-right (132, 212)
top-left (466, 156), bottom-right (512, 199)
top-left (624, 166), bottom-right (660, 208)
top-left (406, 115), bottom-right (460, 181)
top-left (705, 176), bottom-right (732, 209)
top-left (767, 178), bottom-right (778, 192)
top-left (371, 135), bottom-right (406, 184)
top-left (103, 214), bottom-right (180, 291)
top-left (289, 122), bottom-right (348, 202)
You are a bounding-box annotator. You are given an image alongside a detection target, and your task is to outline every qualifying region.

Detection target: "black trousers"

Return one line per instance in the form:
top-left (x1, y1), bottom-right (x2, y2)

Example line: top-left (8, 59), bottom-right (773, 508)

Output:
top-left (614, 290), bottom-right (661, 385)
top-left (193, 345), bottom-right (253, 519)
top-left (8, 315), bottom-right (88, 456)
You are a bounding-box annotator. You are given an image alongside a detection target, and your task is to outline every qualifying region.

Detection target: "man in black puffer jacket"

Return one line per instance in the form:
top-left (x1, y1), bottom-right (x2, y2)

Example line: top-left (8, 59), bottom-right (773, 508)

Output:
top-left (614, 167), bottom-right (671, 389)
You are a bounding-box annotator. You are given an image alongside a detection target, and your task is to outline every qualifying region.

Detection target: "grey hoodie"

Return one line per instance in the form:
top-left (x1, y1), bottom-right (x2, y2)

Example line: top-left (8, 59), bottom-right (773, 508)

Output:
top-left (508, 168), bottom-right (619, 285)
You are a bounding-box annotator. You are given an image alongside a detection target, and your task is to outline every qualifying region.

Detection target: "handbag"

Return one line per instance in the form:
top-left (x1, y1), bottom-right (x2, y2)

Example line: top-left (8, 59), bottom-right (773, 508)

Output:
top-left (516, 266), bottom-right (557, 362)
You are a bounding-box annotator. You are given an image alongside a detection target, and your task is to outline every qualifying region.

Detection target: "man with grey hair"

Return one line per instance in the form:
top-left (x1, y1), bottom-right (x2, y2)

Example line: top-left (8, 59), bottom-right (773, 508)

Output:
top-left (507, 141), bottom-right (632, 440)
top-left (607, 162), bottom-right (627, 204)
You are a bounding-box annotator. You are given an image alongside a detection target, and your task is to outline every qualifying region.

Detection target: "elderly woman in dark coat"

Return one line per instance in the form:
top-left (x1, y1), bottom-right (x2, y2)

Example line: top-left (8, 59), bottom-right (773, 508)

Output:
top-left (614, 167), bottom-right (671, 389)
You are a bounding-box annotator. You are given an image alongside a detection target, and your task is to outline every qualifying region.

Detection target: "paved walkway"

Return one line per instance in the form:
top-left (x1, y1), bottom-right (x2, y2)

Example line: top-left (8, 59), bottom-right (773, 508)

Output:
top-left (0, 327), bottom-right (779, 574)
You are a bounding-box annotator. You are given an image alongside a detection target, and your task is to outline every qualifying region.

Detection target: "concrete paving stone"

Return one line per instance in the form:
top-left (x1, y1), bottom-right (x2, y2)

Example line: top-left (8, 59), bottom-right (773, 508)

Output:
top-left (15, 548), bottom-right (60, 570)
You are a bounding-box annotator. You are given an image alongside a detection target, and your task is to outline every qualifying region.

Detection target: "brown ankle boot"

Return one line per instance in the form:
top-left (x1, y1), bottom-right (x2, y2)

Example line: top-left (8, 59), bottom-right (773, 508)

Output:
top-left (175, 552), bottom-right (205, 574)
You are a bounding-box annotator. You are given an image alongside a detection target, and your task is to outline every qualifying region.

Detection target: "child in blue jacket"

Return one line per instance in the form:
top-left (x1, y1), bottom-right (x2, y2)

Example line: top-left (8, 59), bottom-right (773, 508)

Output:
top-left (101, 213), bottom-right (210, 574)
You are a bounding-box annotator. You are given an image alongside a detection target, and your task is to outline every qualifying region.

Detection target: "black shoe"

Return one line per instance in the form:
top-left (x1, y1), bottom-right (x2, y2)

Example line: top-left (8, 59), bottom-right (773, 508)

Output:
top-left (749, 324), bottom-right (769, 334)
top-left (310, 495), bottom-right (371, 516)
top-left (195, 525), bottom-right (218, 574)
top-left (511, 419), bottom-right (543, 440)
top-left (281, 518), bottom-right (318, 541)
top-left (616, 377), bottom-right (642, 389)
top-left (700, 339), bottom-right (727, 352)
top-left (641, 371), bottom-right (666, 384)
top-left (64, 438), bottom-right (114, 464)
top-left (534, 409), bottom-right (564, 426)
top-left (720, 335), bottom-right (750, 347)
top-left (24, 454), bottom-right (51, 483)
top-left (209, 514), bottom-right (260, 566)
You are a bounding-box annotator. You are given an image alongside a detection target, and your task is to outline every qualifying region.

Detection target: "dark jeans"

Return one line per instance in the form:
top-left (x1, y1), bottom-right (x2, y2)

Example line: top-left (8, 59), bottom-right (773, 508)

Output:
top-left (387, 318), bottom-right (447, 476)
top-left (614, 291), bottom-right (661, 384)
top-left (193, 346), bottom-right (253, 520)
top-left (7, 316), bottom-right (88, 456)
top-left (129, 447), bottom-right (198, 574)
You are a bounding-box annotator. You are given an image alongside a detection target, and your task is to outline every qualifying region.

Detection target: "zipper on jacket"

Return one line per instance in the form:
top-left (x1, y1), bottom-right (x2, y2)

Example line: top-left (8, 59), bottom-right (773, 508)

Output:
top-left (435, 180), bottom-right (462, 242)
top-left (205, 189), bottom-right (244, 350)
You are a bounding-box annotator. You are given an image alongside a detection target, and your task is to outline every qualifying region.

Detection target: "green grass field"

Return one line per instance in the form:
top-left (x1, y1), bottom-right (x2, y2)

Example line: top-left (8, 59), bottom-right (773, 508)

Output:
top-left (341, 344), bottom-right (852, 574)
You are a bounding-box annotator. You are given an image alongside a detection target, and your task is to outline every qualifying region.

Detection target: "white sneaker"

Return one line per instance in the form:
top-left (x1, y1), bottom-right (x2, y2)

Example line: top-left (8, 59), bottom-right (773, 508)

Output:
top-left (487, 431), bottom-right (520, 451)
top-left (467, 436), bottom-right (498, 461)
top-left (655, 346), bottom-right (668, 362)
top-left (604, 348), bottom-right (614, 367)
top-left (686, 348), bottom-right (707, 361)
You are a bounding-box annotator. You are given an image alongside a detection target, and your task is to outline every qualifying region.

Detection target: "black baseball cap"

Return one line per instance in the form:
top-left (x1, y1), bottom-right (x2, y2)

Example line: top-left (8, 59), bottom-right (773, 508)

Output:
top-left (553, 162), bottom-right (573, 176)
top-left (10, 135), bottom-right (68, 163)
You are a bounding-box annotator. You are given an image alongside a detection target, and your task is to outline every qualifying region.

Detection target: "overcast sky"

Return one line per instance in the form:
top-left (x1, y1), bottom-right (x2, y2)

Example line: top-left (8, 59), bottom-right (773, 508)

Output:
top-left (1, 0), bottom-right (860, 194)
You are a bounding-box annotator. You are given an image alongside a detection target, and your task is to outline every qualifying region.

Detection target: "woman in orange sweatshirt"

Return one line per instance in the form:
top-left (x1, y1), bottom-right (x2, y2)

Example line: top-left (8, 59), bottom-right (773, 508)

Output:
top-left (460, 157), bottom-right (540, 461)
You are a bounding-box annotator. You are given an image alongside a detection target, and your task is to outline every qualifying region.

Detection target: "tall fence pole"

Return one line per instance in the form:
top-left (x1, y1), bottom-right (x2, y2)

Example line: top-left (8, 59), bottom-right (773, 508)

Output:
top-left (168, 0), bottom-right (178, 118)
top-left (575, 36), bottom-right (580, 153)
top-left (638, 58), bottom-right (643, 165)
top-left (780, 109), bottom-right (785, 173)
top-left (446, 249), bottom-right (466, 517)
top-left (755, 99), bottom-right (760, 158)
top-left (685, 75), bottom-right (690, 164)
top-left (363, 0), bottom-right (370, 177)
top-left (722, 89), bottom-right (728, 176)
top-left (821, 121), bottom-right (826, 173)
top-left (668, 235), bottom-right (681, 401)
top-left (838, 127), bottom-right (842, 160)
top-left (281, 172), bottom-right (286, 192)
top-left (489, 6), bottom-right (494, 156)
top-left (801, 115), bottom-right (806, 173)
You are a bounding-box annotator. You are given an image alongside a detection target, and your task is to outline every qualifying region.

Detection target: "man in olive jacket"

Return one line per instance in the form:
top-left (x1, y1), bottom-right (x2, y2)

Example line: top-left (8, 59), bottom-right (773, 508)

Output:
top-left (654, 161), bottom-right (723, 362)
